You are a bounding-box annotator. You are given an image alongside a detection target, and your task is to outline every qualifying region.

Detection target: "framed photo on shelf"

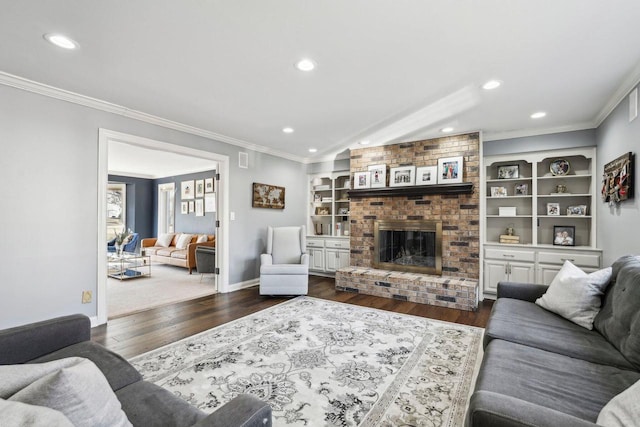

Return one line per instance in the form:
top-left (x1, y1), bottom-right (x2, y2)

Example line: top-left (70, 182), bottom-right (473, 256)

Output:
top-left (368, 164), bottom-right (386, 188)
top-left (315, 206), bottom-right (330, 215)
top-left (490, 186), bottom-right (508, 197)
top-left (514, 183), bottom-right (528, 195)
top-left (195, 180), bottom-right (205, 198)
top-left (354, 171), bottom-right (370, 189)
top-left (567, 205), bottom-right (587, 216)
top-left (390, 166), bottom-right (416, 187)
top-left (313, 193), bottom-right (322, 202)
top-left (553, 225), bottom-right (575, 246)
top-left (497, 164), bottom-right (519, 179)
top-left (547, 202), bottom-right (560, 216)
top-left (437, 156), bottom-right (463, 184)
top-left (416, 166), bottom-right (437, 185)
top-left (338, 207), bottom-right (349, 215)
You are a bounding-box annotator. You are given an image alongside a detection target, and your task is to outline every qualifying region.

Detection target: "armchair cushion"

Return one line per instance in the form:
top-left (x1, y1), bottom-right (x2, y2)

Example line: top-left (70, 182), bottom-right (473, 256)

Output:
top-left (260, 264), bottom-right (309, 275)
top-left (268, 227), bottom-right (305, 264)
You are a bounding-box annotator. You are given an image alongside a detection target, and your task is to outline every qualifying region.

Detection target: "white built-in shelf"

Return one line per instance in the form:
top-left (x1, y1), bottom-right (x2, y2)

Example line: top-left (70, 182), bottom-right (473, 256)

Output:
top-left (538, 215), bottom-right (592, 219)
top-left (488, 195), bottom-right (533, 199)
top-left (537, 174), bottom-right (592, 180)
top-left (537, 193), bottom-right (592, 198)
top-left (486, 215), bottom-right (533, 218)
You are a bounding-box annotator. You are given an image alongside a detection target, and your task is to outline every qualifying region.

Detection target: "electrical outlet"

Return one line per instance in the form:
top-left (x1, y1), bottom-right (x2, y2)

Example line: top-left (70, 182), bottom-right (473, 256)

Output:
top-left (82, 291), bottom-right (92, 304)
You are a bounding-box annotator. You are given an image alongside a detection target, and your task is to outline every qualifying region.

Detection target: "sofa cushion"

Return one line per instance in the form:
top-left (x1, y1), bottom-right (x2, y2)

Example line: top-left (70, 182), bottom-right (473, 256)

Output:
top-left (597, 379), bottom-right (640, 427)
top-left (0, 399), bottom-right (74, 427)
top-left (156, 233), bottom-right (175, 248)
top-left (535, 260), bottom-right (612, 329)
top-left (116, 380), bottom-right (205, 427)
top-left (144, 246), bottom-right (161, 256)
top-left (155, 248), bottom-right (179, 257)
top-left (0, 357), bottom-right (84, 398)
top-left (170, 249), bottom-right (188, 260)
top-left (484, 298), bottom-right (635, 370)
top-left (175, 233), bottom-right (193, 250)
top-left (9, 358), bottom-right (131, 427)
top-left (30, 341), bottom-right (142, 392)
top-left (475, 340), bottom-right (640, 423)
top-left (594, 255), bottom-right (640, 370)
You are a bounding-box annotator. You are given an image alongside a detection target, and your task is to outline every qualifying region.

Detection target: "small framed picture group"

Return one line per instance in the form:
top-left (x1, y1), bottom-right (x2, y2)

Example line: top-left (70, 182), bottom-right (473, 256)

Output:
top-left (353, 156), bottom-right (464, 189)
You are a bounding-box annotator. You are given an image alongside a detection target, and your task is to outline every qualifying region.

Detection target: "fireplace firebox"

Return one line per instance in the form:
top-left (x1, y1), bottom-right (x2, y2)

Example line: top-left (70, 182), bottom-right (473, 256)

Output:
top-left (373, 220), bottom-right (442, 275)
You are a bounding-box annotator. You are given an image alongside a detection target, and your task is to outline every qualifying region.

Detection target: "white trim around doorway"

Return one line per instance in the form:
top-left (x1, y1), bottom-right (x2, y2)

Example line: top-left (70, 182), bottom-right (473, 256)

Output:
top-left (97, 129), bottom-right (230, 325)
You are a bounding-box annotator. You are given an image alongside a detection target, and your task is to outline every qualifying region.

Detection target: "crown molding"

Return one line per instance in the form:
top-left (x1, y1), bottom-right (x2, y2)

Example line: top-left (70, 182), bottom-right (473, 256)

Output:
top-left (594, 60), bottom-right (640, 127)
top-left (484, 122), bottom-right (595, 142)
top-left (0, 71), bottom-right (306, 164)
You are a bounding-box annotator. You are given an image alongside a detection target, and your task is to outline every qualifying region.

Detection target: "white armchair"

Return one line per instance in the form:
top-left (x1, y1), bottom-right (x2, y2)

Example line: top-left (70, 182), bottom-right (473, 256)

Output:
top-left (260, 226), bottom-right (309, 295)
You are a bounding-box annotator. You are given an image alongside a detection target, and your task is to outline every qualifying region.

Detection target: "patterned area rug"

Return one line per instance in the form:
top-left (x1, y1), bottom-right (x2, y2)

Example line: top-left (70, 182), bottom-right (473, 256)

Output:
top-left (130, 297), bottom-right (483, 426)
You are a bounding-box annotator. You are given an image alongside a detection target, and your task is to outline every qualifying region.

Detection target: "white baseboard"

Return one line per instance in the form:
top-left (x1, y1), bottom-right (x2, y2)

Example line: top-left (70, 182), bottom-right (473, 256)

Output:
top-left (89, 316), bottom-right (101, 328)
top-left (226, 278), bottom-right (260, 293)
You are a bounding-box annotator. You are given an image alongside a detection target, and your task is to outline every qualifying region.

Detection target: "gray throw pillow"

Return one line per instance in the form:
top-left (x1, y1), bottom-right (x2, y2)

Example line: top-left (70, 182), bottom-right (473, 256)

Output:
top-left (0, 399), bottom-right (74, 427)
top-left (9, 358), bottom-right (132, 427)
top-left (597, 379), bottom-right (640, 426)
top-left (0, 357), bottom-right (84, 399)
top-left (536, 260), bottom-right (612, 329)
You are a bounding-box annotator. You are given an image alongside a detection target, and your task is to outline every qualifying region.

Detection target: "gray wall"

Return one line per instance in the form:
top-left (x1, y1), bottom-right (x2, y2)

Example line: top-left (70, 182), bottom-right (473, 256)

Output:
top-left (0, 84), bottom-right (307, 329)
top-left (484, 129), bottom-right (596, 156)
top-left (596, 84), bottom-right (640, 266)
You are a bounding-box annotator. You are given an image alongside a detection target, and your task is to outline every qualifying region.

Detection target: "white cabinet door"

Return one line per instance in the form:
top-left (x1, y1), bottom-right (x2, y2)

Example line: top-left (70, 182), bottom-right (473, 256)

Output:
top-left (509, 261), bottom-right (535, 284)
top-left (484, 260), bottom-right (508, 294)
top-left (325, 249), bottom-right (339, 272)
top-left (337, 250), bottom-right (350, 269)
top-left (308, 248), bottom-right (325, 271)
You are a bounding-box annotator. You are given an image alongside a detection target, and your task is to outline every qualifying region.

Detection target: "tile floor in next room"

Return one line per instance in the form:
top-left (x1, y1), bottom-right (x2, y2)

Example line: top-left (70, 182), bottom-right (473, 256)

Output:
top-left (91, 275), bottom-right (494, 359)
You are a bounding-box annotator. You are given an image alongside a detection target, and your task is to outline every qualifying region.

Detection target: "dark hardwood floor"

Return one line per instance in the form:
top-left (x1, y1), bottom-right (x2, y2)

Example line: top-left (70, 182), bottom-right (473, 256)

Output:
top-left (92, 275), bottom-right (493, 359)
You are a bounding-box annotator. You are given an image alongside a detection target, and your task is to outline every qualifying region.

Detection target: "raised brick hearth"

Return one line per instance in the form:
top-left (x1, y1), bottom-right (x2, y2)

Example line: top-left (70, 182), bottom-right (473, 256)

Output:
top-left (337, 133), bottom-right (481, 309)
top-left (336, 267), bottom-right (478, 311)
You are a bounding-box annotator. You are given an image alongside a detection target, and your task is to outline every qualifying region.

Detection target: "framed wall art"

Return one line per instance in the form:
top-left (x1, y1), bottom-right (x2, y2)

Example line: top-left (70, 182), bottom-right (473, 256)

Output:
top-left (188, 201), bottom-right (195, 213)
top-left (195, 179), bottom-right (205, 198)
top-left (390, 166), bottom-right (415, 187)
top-left (368, 164), bottom-right (386, 188)
top-left (181, 201), bottom-right (188, 215)
top-left (195, 199), bottom-right (204, 217)
top-left (354, 171), bottom-right (370, 189)
top-left (205, 177), bottom-right (214, 193)
top-left (181, 180), bottom-right (195, 200)
top-left (438, 156), bottom-right (463, 184)
top-left (553, 225), bottom-right (575, 246)
top-left (416, 166), bottom-right (437, 185)
top-left (204, 193), bottom-right (216, 212)
top-left (601, 152), bottom-right (634, 204)
top-left (252, 183), bottom-right (285, 209)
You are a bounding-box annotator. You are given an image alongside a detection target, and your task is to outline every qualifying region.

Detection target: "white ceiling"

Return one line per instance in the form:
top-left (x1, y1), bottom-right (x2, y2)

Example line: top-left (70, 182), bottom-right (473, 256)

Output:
top-left (2, 1), bottom-right (640, 164)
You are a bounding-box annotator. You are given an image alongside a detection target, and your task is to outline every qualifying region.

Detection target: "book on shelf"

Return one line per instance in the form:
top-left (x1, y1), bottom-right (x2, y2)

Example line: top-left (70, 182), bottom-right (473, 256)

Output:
top-left (499, 234), bottom-right (520, 244)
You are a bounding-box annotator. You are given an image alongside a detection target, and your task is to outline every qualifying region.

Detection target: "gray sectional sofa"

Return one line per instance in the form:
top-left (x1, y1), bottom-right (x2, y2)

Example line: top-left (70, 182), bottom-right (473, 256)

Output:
top-left (0, 314), bottom-right (272, 427)
top-left (466, 255), bottom-right (640, 426)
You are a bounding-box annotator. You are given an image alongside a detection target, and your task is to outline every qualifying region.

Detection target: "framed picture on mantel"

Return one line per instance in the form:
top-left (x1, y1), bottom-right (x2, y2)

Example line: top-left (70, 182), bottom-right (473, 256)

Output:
top-left (438, 156), bottom-right (463, 184)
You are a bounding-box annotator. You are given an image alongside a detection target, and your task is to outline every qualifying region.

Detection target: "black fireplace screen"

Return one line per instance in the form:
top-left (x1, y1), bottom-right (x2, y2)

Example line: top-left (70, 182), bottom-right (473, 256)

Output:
top-left (373, 220), bottom-right (442, 275)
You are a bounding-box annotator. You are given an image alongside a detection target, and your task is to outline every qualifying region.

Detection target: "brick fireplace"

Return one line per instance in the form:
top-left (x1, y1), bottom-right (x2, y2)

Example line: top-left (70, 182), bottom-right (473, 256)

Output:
top-left (335, 133), bottom-right (480, 310)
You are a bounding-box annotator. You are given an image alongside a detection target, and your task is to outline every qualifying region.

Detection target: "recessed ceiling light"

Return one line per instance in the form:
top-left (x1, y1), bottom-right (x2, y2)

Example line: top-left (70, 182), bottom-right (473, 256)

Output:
top-left (295, 59), bottom-right (316, 72)
top-left (308, 148), bottom-right (318, 153)
top-left (482, 80), bottom-right (501, 90)
top-left (359, 140), bottom-right (370, 145)
top-left (441, 127), bottom-right (454, 133)
top-left (282, 127), bottom-right (294, 133)
top-left (43, 33), bottom-right (78, 50)
top-left (531, 112), bottom-right (547, 119)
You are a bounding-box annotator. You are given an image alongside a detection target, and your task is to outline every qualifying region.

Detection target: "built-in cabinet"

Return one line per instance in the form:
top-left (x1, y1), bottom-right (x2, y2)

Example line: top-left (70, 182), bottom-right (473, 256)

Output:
top-left (307, 236), bottom-right (350, 276)
top-left (308, 173), bottom-right (351, 237)
top-left (482, 147), bottom-right (602, 297)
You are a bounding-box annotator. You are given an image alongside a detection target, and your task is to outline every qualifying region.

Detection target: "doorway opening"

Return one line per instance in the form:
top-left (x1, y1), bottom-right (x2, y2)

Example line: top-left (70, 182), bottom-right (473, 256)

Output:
top-left (97, 129), bottom-right (230, 324)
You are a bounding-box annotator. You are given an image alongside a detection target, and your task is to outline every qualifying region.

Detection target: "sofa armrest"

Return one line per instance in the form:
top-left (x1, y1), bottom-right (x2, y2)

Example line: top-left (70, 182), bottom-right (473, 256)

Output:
top-left (192, 394), bottom-right (272, 427)
top-left (141, 238), bottom-right (157, 248)
top-left (496, 282), bottom-right (548, 302)
top-left (260, 254), bottom-right (273, 266)
top-left (466, 391), bottom-right (597, 427)
top-left (301, 253), bottom-right (309, 266)
top-left (0, 314), bottom-right (91, 364)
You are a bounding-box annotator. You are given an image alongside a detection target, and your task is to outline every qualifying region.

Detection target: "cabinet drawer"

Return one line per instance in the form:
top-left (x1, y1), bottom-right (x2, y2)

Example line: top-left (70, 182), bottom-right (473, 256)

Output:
top-left (306, 239), bottom-right (325, 248)
top-left (485, 248), bottom-right (535, 262)
top-left (325, 239), bottom-right (350, 249)
top-left (538, 251), bottom-right (600, 268)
